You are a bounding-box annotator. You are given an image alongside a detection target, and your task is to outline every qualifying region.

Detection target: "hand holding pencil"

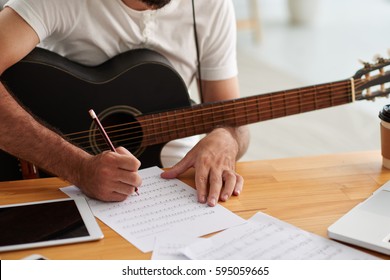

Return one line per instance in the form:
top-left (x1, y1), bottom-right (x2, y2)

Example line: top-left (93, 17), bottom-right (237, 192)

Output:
top-left (88, 109), bottom-right (140, 197)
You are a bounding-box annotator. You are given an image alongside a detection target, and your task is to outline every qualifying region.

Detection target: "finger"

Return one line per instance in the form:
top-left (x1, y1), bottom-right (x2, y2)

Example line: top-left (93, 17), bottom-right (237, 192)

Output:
top-left (114, 180), bottom-right (139, 196)
top-left (115, 148), bottom-right (141, 171)
top-left (160, 156), bottom-right (192, 179)
top-left (207, 169), bottom-right (223, 207)
top-left (116, 170), bottom-right (142, 189)
top-left (219, 170), bottom-right (237, 202)
top-left (233, 173), bottom-right (244, 196)
top-left (106, 191), bottom-right (128, 202)
top-left (194, 164), bottom-right (210, 204)
top-left (86, 185), bottom-right (128, 202)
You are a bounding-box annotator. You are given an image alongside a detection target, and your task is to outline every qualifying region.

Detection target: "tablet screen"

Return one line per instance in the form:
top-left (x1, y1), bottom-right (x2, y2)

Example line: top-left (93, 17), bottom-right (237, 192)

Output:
top-left (0, 197), bottom-right (103, 252)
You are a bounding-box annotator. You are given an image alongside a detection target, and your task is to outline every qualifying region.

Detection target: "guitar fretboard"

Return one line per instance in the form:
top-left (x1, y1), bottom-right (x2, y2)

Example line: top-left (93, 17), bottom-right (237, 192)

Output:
top-left (140, 79), bottom-right (353, 146)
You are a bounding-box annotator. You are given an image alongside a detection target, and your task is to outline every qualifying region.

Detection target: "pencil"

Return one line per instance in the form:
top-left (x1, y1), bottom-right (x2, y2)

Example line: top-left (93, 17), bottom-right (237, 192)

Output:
top-left (89, 109), bottom-right (139, 195)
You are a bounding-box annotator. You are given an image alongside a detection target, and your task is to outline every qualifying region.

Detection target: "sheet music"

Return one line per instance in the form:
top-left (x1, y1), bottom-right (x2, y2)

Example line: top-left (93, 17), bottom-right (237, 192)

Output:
top-left (181, 212), bottom-right (379, 260)
top-left (151, 234), bottom-right (200, 260)
top-left (61, 166), bottom-right (245, 253)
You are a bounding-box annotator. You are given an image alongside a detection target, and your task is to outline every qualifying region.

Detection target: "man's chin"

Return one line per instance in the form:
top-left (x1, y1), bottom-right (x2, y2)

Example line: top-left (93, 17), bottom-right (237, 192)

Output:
top-left (139, 0), bottom-right (171, 9)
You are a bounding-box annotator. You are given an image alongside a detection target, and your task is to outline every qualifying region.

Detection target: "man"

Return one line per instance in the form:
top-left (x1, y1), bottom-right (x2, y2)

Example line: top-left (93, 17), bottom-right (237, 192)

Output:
top-left (0, 0), bottom-right (249, 207)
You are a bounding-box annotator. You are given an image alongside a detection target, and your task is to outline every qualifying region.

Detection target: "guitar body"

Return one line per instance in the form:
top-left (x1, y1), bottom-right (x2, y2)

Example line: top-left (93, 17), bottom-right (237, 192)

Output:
top-left (0, 47), bottom-right (191, 181)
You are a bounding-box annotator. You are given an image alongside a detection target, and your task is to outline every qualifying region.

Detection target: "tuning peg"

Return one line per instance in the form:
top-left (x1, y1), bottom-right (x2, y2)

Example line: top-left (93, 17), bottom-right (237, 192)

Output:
top-left (358, 59), bottom-right (372, 69)
top-left (373, 54), bottom-right (386, 64)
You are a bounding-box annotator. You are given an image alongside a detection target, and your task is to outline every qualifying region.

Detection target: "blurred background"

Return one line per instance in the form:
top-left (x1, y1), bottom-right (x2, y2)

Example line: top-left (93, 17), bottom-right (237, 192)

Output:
top-left (233, 0), bottom-right (390, 161)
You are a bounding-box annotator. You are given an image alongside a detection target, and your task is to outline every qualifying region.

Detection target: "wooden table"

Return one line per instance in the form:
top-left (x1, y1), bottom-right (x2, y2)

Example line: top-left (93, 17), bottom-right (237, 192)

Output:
top-left (1, 150), bottom-right (389, 260)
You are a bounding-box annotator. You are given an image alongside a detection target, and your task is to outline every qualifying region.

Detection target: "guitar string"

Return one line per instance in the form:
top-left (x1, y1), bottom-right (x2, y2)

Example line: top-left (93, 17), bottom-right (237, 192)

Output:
top-left (78, 100), bottom-right (363, 151)
top-left (74, 91), bottom-right (354, 148)
top-left (67, 81), bottom-right (360, 150)
top-left (65, 78), bottom-right (365, 140)
top-left (68, 81), bottom-right (360, 150)
top-left (67, 79), bottom-right (358, 140)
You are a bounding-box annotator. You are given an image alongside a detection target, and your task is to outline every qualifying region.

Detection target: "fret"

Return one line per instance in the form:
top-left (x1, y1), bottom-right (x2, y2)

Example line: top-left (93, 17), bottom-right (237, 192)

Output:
top-left (318, 83), bottom-right (326, 109)
top-left (189, 109), bottom-right (197, 136)
top-left (270, 94), bottom-right (275, 119)
top-left (258, 94), bottom-right (271, 121)
top-left (314, 85), bottom-right (319, 110)
top-left (140, 114), bottom-right (157, 146)
top-left (199, 104), bottom-right (209, 134)
top-left (221, 102), bottom-right (229, 126)
top-left (298, 87), bottom-right (307, 112)
top-left (234, 100), bottom-right (241, 126)
top-left (167, 111), bottom-right (175, 142)
top-left (329, 83), bottom-right (335, 107)
top-left (255, 96), bottom-right (261, 122)
top-left (159, 112), bottom-right (168, 143)
top-left (294, 89), bottom-right (301, 114)
top-left (229, 100), bottom-right (238, 127)
top-left (247, 97), bottom-right (260, 124)
top-left (283, 91), bottom-right (287, 117)
top-left (274, 93), bottom-right (282, 118)
top-left (243, 99), bottom-right (249, 125)
top-left (180, 109), bottom-right (190, 138)
top-left (209, 103), bottom-right (219, 129)
top-left (237, 99), bottom-right (247, 126)
top-left (310, 86), bottom-right (317, 112)
top-left (206, 101), bottom-right (221, 126)
top-left (316, 84), bottom-right (324, 109)
top-left (171, 110), bottom-right (180, 139)
top-left (288, 89), bottom-right (300, 116)
top-left (174, 108), bottom-right (186, 139)
top-left (300, 87), bottom-right (307, 112)
top-left (298, 88), bottom-right (303, 113)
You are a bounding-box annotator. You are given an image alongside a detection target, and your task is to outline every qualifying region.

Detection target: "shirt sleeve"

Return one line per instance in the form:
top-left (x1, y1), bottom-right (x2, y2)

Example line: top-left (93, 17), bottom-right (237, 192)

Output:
top-left (5, 0), bottom-right (51, 40)
top-left (5, 0), bottom-right (78, 42)
top-left (199, 0), bottom-right (238, 81)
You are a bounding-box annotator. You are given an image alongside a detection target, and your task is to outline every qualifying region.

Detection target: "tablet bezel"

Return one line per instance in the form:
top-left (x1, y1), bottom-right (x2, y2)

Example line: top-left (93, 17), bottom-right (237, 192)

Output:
top-left (0, 197), bottom-right (104, 252)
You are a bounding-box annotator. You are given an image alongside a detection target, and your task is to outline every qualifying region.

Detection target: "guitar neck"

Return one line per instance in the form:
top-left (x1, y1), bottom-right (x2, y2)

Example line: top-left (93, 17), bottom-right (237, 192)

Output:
top-left (139, 79), bottom-right (354, 147)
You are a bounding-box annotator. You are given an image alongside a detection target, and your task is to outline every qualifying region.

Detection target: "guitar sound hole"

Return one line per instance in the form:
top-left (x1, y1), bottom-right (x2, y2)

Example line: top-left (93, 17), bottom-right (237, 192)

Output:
top-left (89, 106), bottom-right (144, 157)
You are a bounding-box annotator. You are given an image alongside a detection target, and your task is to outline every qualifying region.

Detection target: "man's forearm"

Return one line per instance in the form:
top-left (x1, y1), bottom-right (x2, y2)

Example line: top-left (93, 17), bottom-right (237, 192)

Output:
top-left (0, 82), bottom-right (89, 183)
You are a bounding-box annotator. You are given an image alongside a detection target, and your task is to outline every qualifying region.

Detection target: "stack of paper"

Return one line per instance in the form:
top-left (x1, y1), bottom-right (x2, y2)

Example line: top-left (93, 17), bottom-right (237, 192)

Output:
top-left (62, 167), bottom-right (378, 260)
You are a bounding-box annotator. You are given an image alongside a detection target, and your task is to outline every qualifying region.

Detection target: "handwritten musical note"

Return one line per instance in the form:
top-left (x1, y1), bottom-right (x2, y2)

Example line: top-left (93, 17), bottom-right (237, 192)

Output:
top-left (61, 166), bottom-right (245, 252)
top-left (181, 212), bottom-right (379, 260)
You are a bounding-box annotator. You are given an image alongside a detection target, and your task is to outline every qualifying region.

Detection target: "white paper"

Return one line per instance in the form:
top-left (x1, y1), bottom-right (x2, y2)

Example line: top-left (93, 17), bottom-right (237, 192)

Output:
top-left (151, 234), bottom-right (200, 260)
top-left (181, 212), bottom-right (379, 260)
top-left (61, 166), bottom-right (245, 253)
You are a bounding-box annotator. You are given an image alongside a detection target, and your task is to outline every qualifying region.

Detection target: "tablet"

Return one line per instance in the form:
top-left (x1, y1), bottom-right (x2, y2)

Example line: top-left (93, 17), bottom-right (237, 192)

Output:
top-left (0, 197), bottom-right (104, 252)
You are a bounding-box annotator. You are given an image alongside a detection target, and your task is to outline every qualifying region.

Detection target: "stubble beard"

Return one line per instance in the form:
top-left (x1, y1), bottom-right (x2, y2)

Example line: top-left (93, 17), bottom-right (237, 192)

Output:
top-left (139, 0), bottom-right (171, 9)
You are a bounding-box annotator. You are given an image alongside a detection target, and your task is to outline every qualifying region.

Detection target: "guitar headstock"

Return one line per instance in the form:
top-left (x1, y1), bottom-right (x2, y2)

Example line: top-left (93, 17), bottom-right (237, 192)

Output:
top-left (353, 54), bottom-right (390, 101)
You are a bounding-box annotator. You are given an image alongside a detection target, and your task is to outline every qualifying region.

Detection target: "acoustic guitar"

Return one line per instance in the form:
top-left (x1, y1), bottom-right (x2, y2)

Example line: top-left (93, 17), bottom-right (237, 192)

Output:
top-left (1, 47), bottom-right (389, 181)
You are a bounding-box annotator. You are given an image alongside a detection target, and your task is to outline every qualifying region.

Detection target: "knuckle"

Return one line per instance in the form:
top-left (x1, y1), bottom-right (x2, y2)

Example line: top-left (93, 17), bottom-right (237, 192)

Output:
top-left (198, 175), bottom-right (208, 184)
top-left (99, 166), bottom-right (112, 178)
top-left (134, 158), bottom-right (141, 169)
top-left (209, 175), bottom-right (221, 186)
top-left (223, 171), bottom-right (235, 180)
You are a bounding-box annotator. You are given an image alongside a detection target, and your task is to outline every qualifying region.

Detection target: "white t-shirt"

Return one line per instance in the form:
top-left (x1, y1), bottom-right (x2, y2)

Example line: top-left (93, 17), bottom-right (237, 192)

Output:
top-left (4, 0), bottom-right (238, 166)
top-left (5, 0), bottom-right (237, 87)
